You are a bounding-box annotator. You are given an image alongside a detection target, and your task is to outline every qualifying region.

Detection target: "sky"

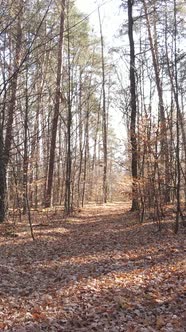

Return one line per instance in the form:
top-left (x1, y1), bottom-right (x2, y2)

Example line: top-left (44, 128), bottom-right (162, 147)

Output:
top-left (75, 0), bottom-right (127, 142)
top-left (75, 0), bottom-right (123, 45)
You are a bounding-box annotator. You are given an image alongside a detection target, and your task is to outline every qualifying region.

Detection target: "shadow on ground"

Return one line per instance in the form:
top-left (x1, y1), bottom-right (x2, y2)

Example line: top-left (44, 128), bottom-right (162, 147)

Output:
top-left (0, 203), bottom-right (185, 331)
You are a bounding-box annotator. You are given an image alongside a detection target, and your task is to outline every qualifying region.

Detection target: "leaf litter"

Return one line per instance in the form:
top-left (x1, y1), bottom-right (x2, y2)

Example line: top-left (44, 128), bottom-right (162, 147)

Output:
top-left (0, 202), bottom-right (185, 331)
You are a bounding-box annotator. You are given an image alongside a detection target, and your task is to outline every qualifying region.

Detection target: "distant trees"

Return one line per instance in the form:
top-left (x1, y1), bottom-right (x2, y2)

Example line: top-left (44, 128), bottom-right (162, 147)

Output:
top-left (1, 0), bottom-right (185, 230)
top-left (121, 0), bottom-right (186, 230)
top-left (0, 0), bottom-right (118, 222)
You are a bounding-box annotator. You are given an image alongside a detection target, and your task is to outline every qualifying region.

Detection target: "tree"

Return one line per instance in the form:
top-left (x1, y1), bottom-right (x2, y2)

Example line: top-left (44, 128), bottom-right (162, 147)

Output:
top-left (45, 0), bottom-right (66, 208)
top-left (98, 7), bottom-right (108, 204)
top-left (64, 0), bottom-right (72, 213)
top-left (0, 0), bottom-right (23, 222)
top-left (127, 0), bottom-right (139, 211)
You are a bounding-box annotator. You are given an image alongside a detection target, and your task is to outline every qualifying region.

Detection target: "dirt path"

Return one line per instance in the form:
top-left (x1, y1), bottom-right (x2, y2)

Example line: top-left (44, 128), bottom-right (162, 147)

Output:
top-left (0, 203), bottom-right (185, 331)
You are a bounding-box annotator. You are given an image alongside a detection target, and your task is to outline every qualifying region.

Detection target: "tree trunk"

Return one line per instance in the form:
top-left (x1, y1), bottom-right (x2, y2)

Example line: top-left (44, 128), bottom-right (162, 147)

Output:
top-left (174, 0), bottom-right (181, 233)
top-left (45, 0), bottom-right (65, 208)
top-left (98, 7), bottom-right (108, 204)
top-left (128, 0), bottom-right (139, 211)
top-left (0, 126), bottom-right (6, 223)
top-left (0, 1), bottom-right (23, 223)
top-left (23, 65), bottom-right (29, 215)
top-left (64, 2), bottom-right (72, 214)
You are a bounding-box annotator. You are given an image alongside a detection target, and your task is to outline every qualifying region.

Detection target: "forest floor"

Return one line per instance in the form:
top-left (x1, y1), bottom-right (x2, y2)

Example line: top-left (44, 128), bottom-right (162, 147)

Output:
top-left (0, 202), bottom-right (185, 332)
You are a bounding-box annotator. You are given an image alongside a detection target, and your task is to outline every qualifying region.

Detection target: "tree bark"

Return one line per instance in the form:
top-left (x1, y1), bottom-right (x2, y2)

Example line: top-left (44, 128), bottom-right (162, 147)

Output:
top-left (98, 7), bottom-right (108, 204)
top-left (64, 1), bottom-right (72, 214)
top-left (45, 0), bottom-right (66, 208)
top-left (128, 0), bottom-right (139, 211)
top-left (173, 0), bottom-right (181, 233)
top-left (0, 1), bottom-right (23, 223)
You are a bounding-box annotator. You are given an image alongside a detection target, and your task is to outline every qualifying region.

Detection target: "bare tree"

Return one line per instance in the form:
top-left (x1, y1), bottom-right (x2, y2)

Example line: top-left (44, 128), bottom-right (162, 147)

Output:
top-left (128, 0), bottom-right (139, 211)
top-left (98, 7), bottom-right (108, 204)
top-left (45, 0), bottom-right (66, 208)
top-left (0, 0), bottom-right (23, 222)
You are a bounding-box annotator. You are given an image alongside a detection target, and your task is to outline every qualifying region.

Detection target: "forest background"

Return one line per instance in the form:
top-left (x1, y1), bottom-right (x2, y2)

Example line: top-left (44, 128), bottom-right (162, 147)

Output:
top-left (0, 0), bottom-right (185, 232)
top-left (0, 1), bottom-right (186, 331)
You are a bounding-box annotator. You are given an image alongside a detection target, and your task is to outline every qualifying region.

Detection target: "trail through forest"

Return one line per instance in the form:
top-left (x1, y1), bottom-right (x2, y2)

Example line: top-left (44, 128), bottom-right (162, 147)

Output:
top-left (0, 203), bottom-right (185, 332)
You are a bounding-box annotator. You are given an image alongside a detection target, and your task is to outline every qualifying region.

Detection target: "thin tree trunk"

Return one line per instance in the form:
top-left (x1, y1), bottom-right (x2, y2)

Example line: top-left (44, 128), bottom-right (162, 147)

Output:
top-left (128, 0), bottom-right (139, 211)
top-left (45, 0), bottom-right (65, 208)
top-left (77, 70), bottom-right (83, 207)
top-left (174, 0), bottom-right (181, 233)
top-left (23, 65), bottom-right (29, 215)
top-left (82, 107), bottom-right (89, 207)
top-left (0, 126), bottom-right (6, 222)
top-left (64, 2), bottom-right (72, 214)
top-left (98, 7), bottom-right (108, 204)
top-left (0, 1), bottom-right (23, 223)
